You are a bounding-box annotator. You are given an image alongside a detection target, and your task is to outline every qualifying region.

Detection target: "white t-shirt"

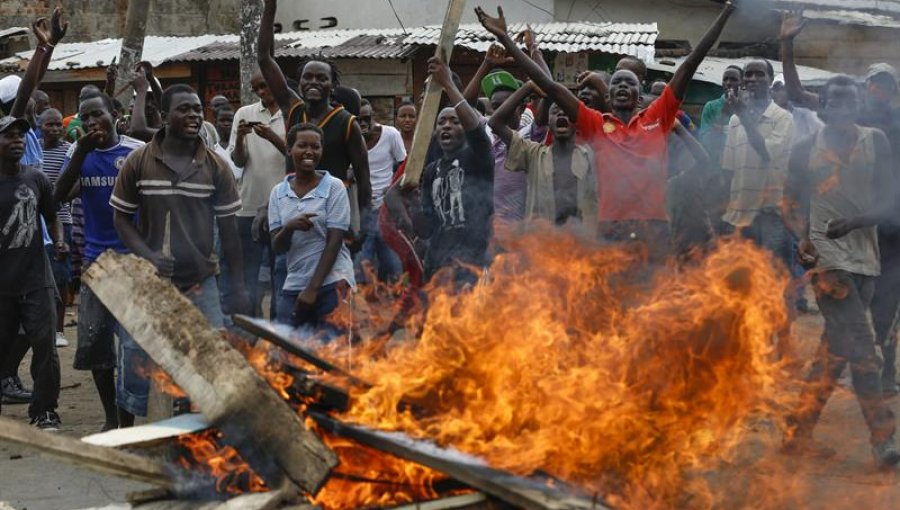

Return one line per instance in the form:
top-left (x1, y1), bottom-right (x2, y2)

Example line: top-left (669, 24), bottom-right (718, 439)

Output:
top-left (226, 101), bottom-right (285, 217)
top-left (213, 141), bottom-right (243, 182)
top-left (367, 125), bottom-right (406, 207)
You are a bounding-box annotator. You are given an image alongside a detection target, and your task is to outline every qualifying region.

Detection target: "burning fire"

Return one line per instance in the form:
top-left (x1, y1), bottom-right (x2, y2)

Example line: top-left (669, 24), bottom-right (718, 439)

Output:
top-left (321, 227), bottom-right (799, 509)
top-left (311, 432), bottom-right (453, 509)
top-left (175, 227), bottom-right (804, 509)
top-left (176, 429), bottom-right (267, 495)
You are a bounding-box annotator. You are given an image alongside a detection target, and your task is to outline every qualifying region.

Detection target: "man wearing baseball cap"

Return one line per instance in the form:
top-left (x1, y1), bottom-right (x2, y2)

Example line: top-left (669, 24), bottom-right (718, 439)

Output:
top-left (481, 69), bottom-right (530, 233)
top-left (0, 116), bottom-right (64, 430)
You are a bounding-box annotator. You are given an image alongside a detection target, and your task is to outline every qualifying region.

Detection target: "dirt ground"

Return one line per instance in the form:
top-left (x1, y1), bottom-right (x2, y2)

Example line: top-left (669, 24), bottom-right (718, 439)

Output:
top-left (0, 300), bottom-right (899, 509)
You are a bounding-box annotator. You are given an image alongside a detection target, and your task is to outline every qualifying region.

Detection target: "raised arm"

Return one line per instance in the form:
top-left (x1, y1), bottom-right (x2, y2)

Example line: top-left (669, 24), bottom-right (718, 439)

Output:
top-left (348, 121), bottom-right (372, 208)
top-left (12, 8), bottom-right (67, 118)
top-left (258, 0), bottom-right (300, 116)
top-left (128, 65), bottom-right (158, 142)
top-left (488, 81), bottom-right (535, 146)
top-left (463, 45), bottom-right (514, 105)
top-left (104, 58), bottom-right (117, 97)
top-left (673, 122), bottom-right (711, 170)
top-left (780, 12), bottom-right (820, 110)
top-left (428, 56), bottom-right (479, 132)
top-left (139, 62), bottom-right (163, 108)
top-left (476, 6), bottom-right (581, 122)
top-left (668, 1), bottom-right (736, 100)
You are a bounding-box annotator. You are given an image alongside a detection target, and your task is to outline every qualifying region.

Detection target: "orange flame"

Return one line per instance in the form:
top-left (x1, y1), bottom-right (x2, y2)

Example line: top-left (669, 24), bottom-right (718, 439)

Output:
top-left (311, 429), bottom-right (454, 509)
top-left (321, 227), bottom-right (800, 509)
top-left (176, 429), bottom-right (267, 495)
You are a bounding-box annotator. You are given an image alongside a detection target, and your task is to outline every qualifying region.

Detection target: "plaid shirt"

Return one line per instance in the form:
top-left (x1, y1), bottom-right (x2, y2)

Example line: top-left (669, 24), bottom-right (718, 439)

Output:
top-left (722, 101), bottom-right (794, 228)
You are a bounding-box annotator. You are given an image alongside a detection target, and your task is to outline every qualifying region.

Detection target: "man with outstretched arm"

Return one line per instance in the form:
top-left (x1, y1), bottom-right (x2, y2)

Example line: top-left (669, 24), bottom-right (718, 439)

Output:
top-left (476, 2), bottom-right (736, 259)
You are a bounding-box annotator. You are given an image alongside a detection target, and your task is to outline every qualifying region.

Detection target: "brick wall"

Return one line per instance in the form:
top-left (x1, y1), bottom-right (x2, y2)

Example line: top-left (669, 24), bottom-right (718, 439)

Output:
top-left (0, 0), bottom-right (240, 42)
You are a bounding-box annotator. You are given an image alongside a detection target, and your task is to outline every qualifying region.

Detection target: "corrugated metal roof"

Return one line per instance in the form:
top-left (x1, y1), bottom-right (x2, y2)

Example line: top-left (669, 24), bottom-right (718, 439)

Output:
top-left (403, 21), bottom-right (658, 61)
top-left (1, 34), bottom-right (239, 70)
top-left (769, 0), bottom-right (900, 27)
top-left (281, 33), bottom-right (416, 59)
top-left (168, 30), bottom-right (415, 62)
top-left (0, 27), bottom-right (28, 40)
top-left (648, 56), bottom-right (839, 86)
top-left (0, 21), bottom-right (659, 71)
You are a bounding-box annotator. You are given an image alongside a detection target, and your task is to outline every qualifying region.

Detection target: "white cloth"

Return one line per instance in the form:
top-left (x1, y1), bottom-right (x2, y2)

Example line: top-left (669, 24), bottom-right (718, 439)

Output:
top-left (213, 142), bottom-right (243, 181)
top-left (366, 125), bottom-right (406, 208)
top-left (227, 101), bottom-right (285, 217)
top-left (0, 75), bottom-right (21, 104)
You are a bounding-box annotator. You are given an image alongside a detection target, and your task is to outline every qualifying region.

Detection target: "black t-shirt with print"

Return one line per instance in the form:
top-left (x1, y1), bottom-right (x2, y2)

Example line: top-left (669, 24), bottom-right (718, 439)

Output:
top-left (0, 165), bottom-right (55, 296)
top-left (419, 126), bottom-right (494, 278)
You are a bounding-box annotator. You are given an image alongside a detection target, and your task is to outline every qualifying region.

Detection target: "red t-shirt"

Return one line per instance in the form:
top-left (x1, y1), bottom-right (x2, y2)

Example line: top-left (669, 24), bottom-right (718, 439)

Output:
top-left (575, 85), bottom-right (681, 222)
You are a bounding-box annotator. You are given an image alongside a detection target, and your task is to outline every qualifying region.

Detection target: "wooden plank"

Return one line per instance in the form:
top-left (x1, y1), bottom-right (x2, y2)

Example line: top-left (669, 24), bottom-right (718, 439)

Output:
top-left (233, 315), bottom-right (428, 416)
top-left (78, 490), bottom-right (286, 510)
top-left (82, 413), bottom-right (211, 449)
top-left (84, 252), bottom-right (337, 494)
top-left (0, 416), bottom-right (173, 489)
top-left (310, 413), bottom-right (609, 510)
top-left (401, 0), bottom-right (468, 187)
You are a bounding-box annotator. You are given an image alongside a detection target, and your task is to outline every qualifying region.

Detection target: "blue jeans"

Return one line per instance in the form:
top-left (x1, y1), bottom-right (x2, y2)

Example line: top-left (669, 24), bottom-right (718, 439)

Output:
top-left (117, 276), bottom-right (225, 416)
top-left (276, 282), bottom-right (343, 341)
top-left (357, 210), bottom-right (402, 283)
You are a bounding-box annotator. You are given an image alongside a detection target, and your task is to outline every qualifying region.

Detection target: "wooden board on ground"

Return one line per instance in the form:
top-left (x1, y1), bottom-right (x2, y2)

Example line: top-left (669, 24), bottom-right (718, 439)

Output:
top-left (84, 252), bottom-right (337, 494)
top-left (82, 413), bottom-right (211, 448)
top-left (310, 413), bottom-right (610, 510)
top-left (0, 416), bottom-right (173, 489)
top-left (391, 493), bottom-right (490, 510)
top-left (77, 489), bottom-right (286, 510)
top-left (401, 0), bottom-right (468, 186)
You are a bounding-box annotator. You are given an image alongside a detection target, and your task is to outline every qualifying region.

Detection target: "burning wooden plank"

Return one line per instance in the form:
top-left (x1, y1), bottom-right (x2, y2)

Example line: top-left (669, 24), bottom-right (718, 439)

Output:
top-left (233, 314), bottom-right (368, 387)
top-left (310, 413), bottom-right (610, 510)
top-left (83, 252), bottom-right (337, 494)
top-left (0, 416), bottom-right (173, 489)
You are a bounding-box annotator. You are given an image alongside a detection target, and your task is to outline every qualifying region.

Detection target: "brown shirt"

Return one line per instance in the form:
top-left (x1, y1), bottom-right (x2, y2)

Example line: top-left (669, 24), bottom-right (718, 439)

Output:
top-left (110, 129), bottom-right (242, 289)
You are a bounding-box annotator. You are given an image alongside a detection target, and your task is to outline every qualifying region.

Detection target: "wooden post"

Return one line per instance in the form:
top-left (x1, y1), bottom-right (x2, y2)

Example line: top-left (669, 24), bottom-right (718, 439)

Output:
top-left (0, 416), bottom-right (173, 489)
top-left (401, 0), bottom-right (468, 187)
top-left (113, 0), bottom-right (151, 106)
top-left (239, 0), bottom-right (263, 105)
top-left (148, 211), bottom-right (175, 421)
top-left (84, 252), bottom-right (337, 494)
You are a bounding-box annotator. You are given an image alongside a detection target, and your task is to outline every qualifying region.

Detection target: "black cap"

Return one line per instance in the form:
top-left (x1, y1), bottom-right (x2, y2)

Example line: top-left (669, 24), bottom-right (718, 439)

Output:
top-left (0, 116), bottom-right (30, 134)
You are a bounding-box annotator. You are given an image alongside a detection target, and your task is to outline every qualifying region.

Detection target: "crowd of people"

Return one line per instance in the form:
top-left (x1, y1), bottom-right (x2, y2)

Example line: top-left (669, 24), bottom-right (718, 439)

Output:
top-left (1, 0), bottom-right (900, 471)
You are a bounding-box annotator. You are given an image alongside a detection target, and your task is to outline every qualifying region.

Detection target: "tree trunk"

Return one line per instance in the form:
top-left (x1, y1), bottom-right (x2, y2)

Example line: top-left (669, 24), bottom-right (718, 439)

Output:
top-left (114, 0), bottom-right (151, 106)
top-left (239, 0), bottom-right (263, 106)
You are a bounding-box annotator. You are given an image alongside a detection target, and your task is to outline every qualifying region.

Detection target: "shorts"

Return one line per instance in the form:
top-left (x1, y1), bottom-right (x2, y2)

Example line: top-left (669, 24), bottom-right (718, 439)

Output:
top-left (73, 283), bottom-right (119, 371)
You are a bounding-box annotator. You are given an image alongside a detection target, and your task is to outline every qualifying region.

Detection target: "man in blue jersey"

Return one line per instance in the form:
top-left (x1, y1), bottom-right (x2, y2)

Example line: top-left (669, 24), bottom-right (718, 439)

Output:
top-left (54, 93), bottom-right (144, 431)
